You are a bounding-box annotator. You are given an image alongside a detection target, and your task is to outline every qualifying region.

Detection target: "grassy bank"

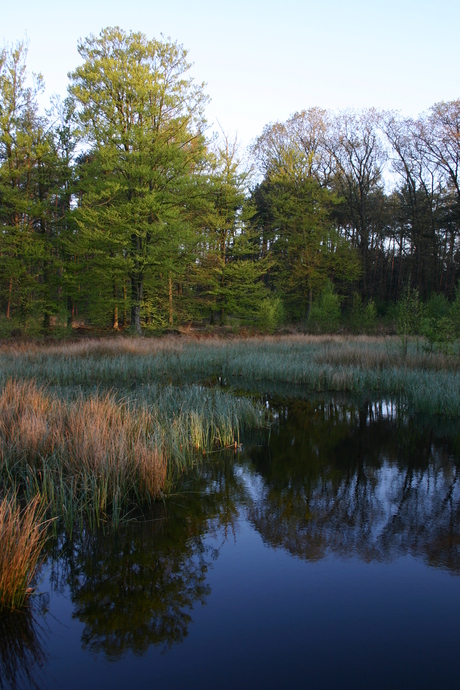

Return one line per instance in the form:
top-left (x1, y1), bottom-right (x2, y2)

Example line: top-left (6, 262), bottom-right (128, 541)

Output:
top-left (1, 335), bottom-right (459, 414)
top-left (0, 376), bottom-right (268, 611)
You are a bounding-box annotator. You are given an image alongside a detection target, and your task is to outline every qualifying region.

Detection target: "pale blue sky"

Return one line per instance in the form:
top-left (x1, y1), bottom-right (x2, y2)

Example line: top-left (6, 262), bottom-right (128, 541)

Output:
top-left (2, 0), bottom-right (459, 146)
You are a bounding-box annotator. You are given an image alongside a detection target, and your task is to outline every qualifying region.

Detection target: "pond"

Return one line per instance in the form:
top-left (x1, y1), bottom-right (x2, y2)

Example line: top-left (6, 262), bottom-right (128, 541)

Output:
top-left (2, 395), bottom-right (460, 690)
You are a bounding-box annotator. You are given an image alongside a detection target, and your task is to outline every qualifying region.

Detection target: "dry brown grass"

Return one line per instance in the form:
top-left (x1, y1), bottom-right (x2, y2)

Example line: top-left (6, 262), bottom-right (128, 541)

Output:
top-left (0, 494), bottom-right (47, 610)
top-left (309, 337), bottom-right (460, 371)
top-left (0, 333), bottom-right (365, 358)
top-left (0, 333), bottom-right (456, 369)
top-left (0, 334), bottom-right (186, 358)
top-left (0, 380), bottom-right (167, 511)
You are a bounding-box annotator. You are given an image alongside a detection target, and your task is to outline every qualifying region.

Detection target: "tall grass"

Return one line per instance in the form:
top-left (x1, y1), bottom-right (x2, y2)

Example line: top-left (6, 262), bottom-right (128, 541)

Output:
top-left (1, 334), bottom-right (458, 536)
top-left (0, 380), bottom-right (268, 530)
top-left (0, 494), bottom-right (47, 611)
top-left (1, 335), bottom-right (459, 415)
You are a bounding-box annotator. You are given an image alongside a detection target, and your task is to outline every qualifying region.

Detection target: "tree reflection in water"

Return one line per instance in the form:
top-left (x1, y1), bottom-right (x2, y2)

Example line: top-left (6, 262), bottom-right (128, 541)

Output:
top-left (246, 398), bottom-right (460, 572)
top-left (49, 455), bottom-right (244, 660)
top-left (43, 397), bottom-right (460, 665)
top-left (0, 595), bottom-right (49, 690)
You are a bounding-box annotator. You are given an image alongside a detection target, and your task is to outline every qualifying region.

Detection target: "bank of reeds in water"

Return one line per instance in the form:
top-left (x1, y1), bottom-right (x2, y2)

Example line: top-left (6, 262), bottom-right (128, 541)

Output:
top-left (0, 380), bottom-right (267, 531)
top-left (0, 494), bottom-right (47, 611)
top-left (1, 336), bottom-right (459, 415)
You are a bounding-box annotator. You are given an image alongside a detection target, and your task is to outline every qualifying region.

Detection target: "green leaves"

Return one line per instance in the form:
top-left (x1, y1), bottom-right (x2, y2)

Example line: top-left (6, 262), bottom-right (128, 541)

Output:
top-left (0, 41), bottom-right (68, 333)
top-left (68, 28), bottom-right (208, 332)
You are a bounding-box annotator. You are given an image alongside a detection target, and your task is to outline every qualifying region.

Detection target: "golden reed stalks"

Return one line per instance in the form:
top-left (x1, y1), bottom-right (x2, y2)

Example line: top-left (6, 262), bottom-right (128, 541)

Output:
top-left (0, 494), bottom-right (47, 611)
top-left (0, 379), bottom-right (168, 511)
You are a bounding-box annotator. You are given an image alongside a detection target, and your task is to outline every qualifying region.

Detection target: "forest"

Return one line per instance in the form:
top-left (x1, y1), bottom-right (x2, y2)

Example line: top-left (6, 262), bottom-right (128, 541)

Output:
top-left (1, 27), bottom-right (460, 337)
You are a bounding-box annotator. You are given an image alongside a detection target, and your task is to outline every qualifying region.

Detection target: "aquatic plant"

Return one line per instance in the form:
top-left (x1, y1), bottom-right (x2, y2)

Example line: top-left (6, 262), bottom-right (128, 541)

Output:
top-left (1, 335), bottom-right (458, 414)
top-left (0, 380), bottom-right (267, 530)
top-left (0, 494), bottom-right (47, 611)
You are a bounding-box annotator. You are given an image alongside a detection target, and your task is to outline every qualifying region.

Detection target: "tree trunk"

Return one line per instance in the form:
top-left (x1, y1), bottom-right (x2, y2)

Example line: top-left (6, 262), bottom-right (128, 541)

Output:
top-left (6, 277), bottom-right (12, 319)
top-left (169, 273), bottom-right (173, 326)
top-left (113, 282), bottom-right (118, 329)
top-left (130, 275), bottom-right (143, 334)
top-left (123, 280), bottom-right (127, 326)
top-left (307, 286), bottom-right (313, 320)
top-left (67, 296), bottom-right (73, 327)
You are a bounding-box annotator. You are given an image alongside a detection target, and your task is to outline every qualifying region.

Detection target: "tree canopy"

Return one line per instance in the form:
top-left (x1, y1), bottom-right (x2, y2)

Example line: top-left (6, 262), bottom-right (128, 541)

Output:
top-left (1, 30), bottom-right (460, 334)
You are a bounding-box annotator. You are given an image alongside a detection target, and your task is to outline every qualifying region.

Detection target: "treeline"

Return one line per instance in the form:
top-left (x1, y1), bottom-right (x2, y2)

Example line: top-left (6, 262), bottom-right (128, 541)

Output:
top-left (1, 28), bottom-right (460, 336)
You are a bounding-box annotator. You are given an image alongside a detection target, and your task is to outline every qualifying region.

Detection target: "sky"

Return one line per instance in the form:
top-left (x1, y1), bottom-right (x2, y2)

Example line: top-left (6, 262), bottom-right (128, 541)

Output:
top-left (2, 0), bottom-right (459, 148)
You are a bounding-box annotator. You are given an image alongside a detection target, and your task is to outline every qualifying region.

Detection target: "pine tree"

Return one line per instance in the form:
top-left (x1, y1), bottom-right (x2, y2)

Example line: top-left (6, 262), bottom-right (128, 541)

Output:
top-left (197, 134), bottom-right (268, 325)
top-left (0, 41), bottom-right (62, 333)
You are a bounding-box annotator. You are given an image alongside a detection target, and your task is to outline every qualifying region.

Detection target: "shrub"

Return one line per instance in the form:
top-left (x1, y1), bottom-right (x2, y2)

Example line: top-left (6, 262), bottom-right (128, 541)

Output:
top-left (349, 294), bottom-right (377, 333)
top-left (450, 282), bottom-right (460, 339)
top-left (0, 317), bottom-right (22, 339)
top-left (395, 286), bottom-right (421, 357)
top-left (258, 296), bottom-right (285, 333)
top-left (310, 281), bottom-right (341, 332)
top-left (421, 294), bottom-right (456, 353)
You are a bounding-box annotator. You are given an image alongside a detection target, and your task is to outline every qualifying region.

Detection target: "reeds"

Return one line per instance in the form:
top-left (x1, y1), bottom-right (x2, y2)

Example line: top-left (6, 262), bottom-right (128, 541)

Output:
top-left (0, 494), bottom-right (47, 611)
top-left (0, 380), bottom-right (267, 530)
top-left (0, 335), bottom-right (458, 534)
top-left (0, 336), bottom-right (457, 414)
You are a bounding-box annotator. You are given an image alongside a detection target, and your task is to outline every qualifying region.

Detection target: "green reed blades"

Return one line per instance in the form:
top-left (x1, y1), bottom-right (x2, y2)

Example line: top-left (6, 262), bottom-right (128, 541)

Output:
top-left (0, 380), bottom-right (268, 530)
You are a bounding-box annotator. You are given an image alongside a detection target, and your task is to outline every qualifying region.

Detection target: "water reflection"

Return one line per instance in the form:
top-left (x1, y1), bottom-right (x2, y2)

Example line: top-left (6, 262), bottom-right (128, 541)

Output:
top-left (49, 457), bottom-right (244, 660)
top-left (40, 397), bottom-right (460, 670)
top-left (246, 398), bottom-right (460, 572)
top-left (0, 596), bottom-right (49, 690)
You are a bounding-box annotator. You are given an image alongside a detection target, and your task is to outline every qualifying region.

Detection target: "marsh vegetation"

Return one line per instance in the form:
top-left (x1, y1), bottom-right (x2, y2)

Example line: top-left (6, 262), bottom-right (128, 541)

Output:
top-left (1, 334), bottom-right (459, 410)
top-left (0, 493), bottom-right (47, 611)
top-left (0, 377), bottom-right (267, 531)
top-left (1, 333), bottom-right (459, 614)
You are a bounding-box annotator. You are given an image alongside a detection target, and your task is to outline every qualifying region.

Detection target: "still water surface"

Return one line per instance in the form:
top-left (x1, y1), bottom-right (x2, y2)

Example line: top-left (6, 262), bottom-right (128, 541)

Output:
top-left (2, 396), bottom-right (460, 689)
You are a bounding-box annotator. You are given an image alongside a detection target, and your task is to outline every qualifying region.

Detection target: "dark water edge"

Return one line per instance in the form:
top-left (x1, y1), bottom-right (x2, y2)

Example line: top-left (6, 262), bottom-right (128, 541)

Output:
top-left (2, 393), bottom-right (460, 690)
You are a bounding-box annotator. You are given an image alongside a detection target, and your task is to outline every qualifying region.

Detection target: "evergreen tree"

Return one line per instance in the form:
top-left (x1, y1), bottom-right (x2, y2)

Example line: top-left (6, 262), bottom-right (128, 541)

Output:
top-left (197, 134), bottom-right (267, 325)
top-left (68, 27), bottom-right (208, 333)
top-left (0, 41), bottom-right (64, 333)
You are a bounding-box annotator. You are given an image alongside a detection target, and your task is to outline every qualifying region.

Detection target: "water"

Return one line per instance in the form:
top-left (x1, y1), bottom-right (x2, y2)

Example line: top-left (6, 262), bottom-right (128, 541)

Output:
top-left (2, 396), bottom-right (460, 690)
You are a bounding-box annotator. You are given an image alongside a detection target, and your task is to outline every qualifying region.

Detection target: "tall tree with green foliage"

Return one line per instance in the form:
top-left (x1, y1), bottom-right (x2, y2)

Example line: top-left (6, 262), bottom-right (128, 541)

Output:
top-left (251, 123), bottom-right (360, 321)
top-left (197, 134), bottom-right (267, 325)
top-left (0, 41), bottom-right (67, 333)
top-left (68, 27), bottom-right (208, 333)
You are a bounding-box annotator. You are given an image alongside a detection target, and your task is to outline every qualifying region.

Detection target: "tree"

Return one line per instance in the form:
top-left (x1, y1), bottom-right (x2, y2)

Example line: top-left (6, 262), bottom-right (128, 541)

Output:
top-left (252, 108), bottom-right (333, 186)
top-left (251, 118), bottom-right (359, 321)
top-left (325, 109), bottom-right (386, 300)
top-left (417, 101), bottom-right (460, 297)
top-left (68, 27), bottom-right (208, 333)
top-left (395, 285), bottom-right (421, 357)
top-left (195, 133), bottom-right (267, 325)
top-left (421, 100), bottom-right (460, 202)
top-left (0, 41), bottom-right (66, 333)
